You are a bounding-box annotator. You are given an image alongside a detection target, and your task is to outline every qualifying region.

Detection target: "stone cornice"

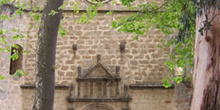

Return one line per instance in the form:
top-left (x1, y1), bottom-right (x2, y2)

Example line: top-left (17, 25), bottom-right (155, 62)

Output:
top-left (129, 83), bottom-right (174, 89)
top-left (67, 97), bottom-right (131, 102)
top-left (20, 84), bottom-right (69, 89)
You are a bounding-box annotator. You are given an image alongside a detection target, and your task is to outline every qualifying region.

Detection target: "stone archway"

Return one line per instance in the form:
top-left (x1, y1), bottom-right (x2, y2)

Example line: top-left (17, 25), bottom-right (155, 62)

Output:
top-left (82, 104), bottom-right (115, 110)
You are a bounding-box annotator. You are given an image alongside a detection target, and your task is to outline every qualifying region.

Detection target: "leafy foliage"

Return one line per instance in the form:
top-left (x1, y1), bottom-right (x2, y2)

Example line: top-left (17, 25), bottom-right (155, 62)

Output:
top-left (0, 75), bottom-right (6, 81)
top-left (163, 79), bottom-right (172, 88)
top-left (112, 0), bottom-right (197, 87)
top-left (12, 70), bottom-right (26, 78)
top-left (120, 0), bottom-right (136, 6)
top-left (48, 10), bottom-right (58, 16)
top-left (58, 25), bottom-right (67, 37)
top-left (76, 3), bottom-right (103, 23)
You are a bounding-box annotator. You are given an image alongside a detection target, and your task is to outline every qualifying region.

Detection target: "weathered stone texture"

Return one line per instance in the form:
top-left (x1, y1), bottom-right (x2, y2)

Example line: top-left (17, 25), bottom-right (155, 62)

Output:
top-left (174, 83), bottom-right (192, 110)
top-left (0, 1), bottom-right (192, 110)
top-left (130, 89), bottom-right (174, 110)
top-left (22, 89), bottom-right (69, 110)
top-left (21, 11), bottom-right (179, 110)
top-left (23, 12), bottom-right (170, 86)
top-left (0, 12), bottom-right (30, 110)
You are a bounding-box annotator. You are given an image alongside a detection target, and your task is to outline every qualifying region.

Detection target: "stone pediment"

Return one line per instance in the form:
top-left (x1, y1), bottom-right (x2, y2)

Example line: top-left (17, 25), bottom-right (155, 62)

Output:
top-left (77, 55), bottom-right (120, 81)
top-left (82, 63), bottom-right (114, 79)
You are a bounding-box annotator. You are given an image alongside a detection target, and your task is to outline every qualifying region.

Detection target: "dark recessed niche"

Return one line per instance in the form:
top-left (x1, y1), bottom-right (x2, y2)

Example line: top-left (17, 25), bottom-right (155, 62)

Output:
top-left (119, 42), bottom-right (126, 53)
top-left (72, 44), bottom-right (77, 51)
top-left (10, 44), bottom-right (23, 75)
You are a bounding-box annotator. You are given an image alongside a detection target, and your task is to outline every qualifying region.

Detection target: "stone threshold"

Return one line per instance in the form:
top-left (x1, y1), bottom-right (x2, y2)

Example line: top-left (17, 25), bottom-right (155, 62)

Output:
top-left (20, 84), bottom-right (69, 89)
top-left (129, 83), bottom-right (174, 89)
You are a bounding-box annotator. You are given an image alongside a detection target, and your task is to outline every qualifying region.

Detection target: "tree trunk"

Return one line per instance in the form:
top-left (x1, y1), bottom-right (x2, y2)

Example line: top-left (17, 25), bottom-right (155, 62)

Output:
top-left (191, 7), bottom-right (220, 110)
top-left (32, 0), bottom-right (63, 110)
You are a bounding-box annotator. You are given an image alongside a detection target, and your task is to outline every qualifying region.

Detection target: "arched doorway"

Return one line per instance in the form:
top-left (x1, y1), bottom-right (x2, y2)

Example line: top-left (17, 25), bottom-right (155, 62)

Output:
top-left (82, 104), bottom-right (115, 110)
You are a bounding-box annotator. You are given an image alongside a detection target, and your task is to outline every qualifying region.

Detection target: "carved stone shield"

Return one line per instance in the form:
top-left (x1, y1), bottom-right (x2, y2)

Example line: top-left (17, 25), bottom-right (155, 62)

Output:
top-left (86, 0), bottom-right (111, 4)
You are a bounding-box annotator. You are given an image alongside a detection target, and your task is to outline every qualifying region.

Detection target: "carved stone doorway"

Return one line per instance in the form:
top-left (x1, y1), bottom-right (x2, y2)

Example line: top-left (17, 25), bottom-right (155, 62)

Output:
top-left (83, 104), bottom-right (115, 110)
top-left (86, 106), bottom-right (112, 110)
top-left (67, 55), bottom-right (130, 110)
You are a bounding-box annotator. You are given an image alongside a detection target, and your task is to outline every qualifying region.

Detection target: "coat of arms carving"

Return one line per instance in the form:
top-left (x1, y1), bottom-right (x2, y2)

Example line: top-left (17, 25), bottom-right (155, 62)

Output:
top-left (86, 0), bottom-right (111, 4)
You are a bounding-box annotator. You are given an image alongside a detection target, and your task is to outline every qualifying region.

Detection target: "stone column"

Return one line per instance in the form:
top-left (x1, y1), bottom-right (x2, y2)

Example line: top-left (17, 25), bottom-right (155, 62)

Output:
top-left (84, 82), bottom-right (88, 97)
top-left (78, 66), bottom-right (82, 78)
top-left (68, 85), bottom-right (75, 110)
top-left (69, 84), bottom-right (75, 99)
top-left (124, 84), bottom-right (129, 98)
top-left (103, 81), bottom-right (107, 98)
top-left (90, 81), bottom-right (93, 98)
top-left (116, 81), bottom-right (119, 98)
top-left (77, 82), bottom-right (81, 98)
top-left (109, 82), bottom-right (113, 98)
top-left (116, 66), bottom-right (120, 77)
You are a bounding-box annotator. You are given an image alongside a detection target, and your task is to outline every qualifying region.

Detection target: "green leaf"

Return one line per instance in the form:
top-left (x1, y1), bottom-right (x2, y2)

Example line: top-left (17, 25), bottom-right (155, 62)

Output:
top-left (0, 14), bottom-right (10, 20)
top-left (0, 48), bottom-right (5, 52)
top-left (23, 50), bottom-right (28, 54)
top-left (15, 9), bottom-right (23, 15)
top-left (120, 0), bottom-right (136, 6)
top-left (73, 2), bottom-right (80, 13)
top-left (111, 21), bottom-right (119, 28)
top-left (112, 1), bottom-right (117, 5)
top-left (33, 6), bottom-right (38, 12)
top-left (0, 29), bottom-right (5, 35)
top-left (12, 44), bottom-right (19, 49)
top-left (58, 5), bottom-right (64, 10)
top-left (59, 26), bottom-right (67, 37)
top-left (106, 11), bottom-right (113, 15)
top-left (133, 36), bottom-right (139, 40)
top-left (0, 36), bottom-right (7, 45)
top-left (0, 75), bottom-right (6, 81)
top-left (163, 79), bottom-right (172, 88)
top-left (48, 10), bottom-right (58, 16)
top-left (33, 14), bottom-right (41, 21)
top-left (12, 34), bottom-right (23, 40)
top-left (173, 76), bottom-right (182, 84)
top-left (77, 13), bottom-right (89, 23)
top-left (12, 70), bottom-right (26, 78)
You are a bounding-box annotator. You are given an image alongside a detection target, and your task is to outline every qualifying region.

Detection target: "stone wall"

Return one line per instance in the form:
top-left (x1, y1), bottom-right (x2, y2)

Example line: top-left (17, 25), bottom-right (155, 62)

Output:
top-left (24, 12), bottom-right (170, 85)
top-left (0, 9), bottom-right (30, 110)
top-left (21, 11), bottom-right (175, 110)
top-left (130, 89), bottom-right (174, 110)
top-left (0, 0), bottom-right (192, 110)
top-left (22, 89), bottom-right (69, 110)
top-left (173, 83), bottom-right (192, 110)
